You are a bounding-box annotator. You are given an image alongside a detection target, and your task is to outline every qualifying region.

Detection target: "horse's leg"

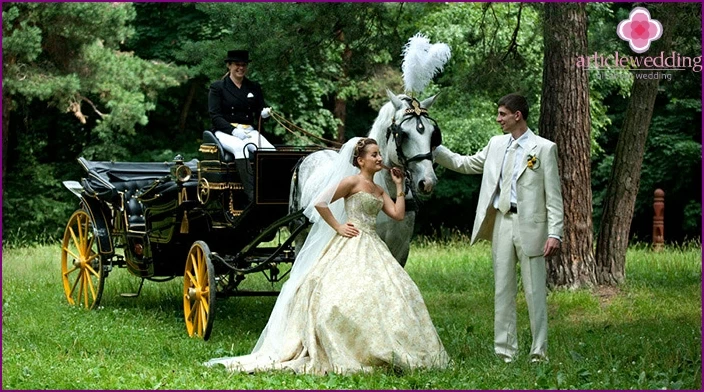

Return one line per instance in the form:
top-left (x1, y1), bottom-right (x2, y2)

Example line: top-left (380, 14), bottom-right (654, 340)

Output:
top-left (377, 212), bottom-right (414, 267)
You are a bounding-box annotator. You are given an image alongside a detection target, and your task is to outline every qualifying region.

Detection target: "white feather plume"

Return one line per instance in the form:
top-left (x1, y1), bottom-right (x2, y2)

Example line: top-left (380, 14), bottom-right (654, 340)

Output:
top-left (401, 33), bottom-right (451, 95)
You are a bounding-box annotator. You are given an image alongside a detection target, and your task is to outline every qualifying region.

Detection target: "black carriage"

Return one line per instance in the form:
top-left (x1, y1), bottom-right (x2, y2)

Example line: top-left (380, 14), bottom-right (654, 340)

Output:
top-left (61, 131), bottom-right (320, 340)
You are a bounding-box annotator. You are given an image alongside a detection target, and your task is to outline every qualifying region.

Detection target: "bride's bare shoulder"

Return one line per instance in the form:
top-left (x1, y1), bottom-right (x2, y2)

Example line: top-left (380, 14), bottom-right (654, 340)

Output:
top-left (340, 175), bottom-right (361, 186)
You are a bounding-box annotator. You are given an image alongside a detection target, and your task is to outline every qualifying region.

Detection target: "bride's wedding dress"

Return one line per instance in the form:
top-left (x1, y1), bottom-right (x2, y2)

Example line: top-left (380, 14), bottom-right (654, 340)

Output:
top-left (206, 191), bottom-right (449, 374)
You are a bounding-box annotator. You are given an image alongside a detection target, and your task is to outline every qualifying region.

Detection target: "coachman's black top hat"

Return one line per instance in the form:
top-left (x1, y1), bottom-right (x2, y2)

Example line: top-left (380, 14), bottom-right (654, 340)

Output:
top-left (224, 50), bottom-right (251, 63)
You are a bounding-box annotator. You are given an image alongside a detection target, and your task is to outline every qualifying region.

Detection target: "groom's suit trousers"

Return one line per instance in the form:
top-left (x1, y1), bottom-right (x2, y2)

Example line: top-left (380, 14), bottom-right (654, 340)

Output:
top-left (492, 210), bottom-right (548, 360)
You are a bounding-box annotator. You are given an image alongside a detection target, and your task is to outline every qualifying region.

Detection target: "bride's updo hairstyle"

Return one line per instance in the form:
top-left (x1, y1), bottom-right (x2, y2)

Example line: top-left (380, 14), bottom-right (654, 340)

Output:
top-left (352, 138), bottom-right (378, 168)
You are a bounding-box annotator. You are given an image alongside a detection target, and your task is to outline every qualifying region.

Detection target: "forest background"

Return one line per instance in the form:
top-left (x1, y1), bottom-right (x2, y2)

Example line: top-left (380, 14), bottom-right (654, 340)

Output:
top-left (2, 2), bottom-right (701, 249)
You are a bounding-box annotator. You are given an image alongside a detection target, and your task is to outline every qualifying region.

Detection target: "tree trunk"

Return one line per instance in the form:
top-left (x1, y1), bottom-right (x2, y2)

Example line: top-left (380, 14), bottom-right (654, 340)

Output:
top-left (179, 80), bottom-right (197, 133)
top-left (595, 8), bottom-right (675, 285)
top-left (334, 30), bottom-right (352, 144)
top-left (334, 96), bottom-right (347, 144)
top-left (539, 3), bottom-right (596, 289)
top-left (2, 92), bottom-right (11, 180)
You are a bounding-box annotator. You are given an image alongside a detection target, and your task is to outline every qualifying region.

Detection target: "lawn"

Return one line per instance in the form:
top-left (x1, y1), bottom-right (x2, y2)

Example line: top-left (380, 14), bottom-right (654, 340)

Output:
top-left (2, 239), bottom-right (701, 389)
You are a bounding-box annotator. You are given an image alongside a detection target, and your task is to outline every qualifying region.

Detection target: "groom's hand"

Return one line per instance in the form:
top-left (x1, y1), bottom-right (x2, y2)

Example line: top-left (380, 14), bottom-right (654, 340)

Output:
top-left (543, 238), bottom-right (561, 257)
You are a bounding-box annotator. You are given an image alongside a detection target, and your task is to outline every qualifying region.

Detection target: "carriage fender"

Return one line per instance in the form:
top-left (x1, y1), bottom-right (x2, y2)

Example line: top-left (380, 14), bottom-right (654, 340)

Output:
top-left (62, 181), bottom-right (84, 198)
top-left (79, 195), bottom-right (115, 256)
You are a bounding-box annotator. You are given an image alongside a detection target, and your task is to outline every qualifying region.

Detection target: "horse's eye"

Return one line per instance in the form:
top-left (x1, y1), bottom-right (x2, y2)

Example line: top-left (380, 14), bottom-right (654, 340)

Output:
top-left (431, 129), bottom-right (442, 147)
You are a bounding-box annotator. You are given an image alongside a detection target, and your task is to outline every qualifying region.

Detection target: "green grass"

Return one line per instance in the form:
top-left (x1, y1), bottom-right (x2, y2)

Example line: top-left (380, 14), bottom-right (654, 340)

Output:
top-left (2, 239), bottom-right (701, 389)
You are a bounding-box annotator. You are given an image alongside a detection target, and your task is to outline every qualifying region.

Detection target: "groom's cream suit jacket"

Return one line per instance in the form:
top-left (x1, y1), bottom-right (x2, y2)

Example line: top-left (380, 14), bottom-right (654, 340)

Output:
top-left (435, 129), bottom-right (564, 257)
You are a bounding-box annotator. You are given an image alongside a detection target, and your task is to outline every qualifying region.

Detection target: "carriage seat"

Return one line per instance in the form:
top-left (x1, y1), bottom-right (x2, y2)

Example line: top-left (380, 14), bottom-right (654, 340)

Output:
top-left (201, 130), bottom-right (235, 163)
top-left (78, 157), bottom-right (198, 232)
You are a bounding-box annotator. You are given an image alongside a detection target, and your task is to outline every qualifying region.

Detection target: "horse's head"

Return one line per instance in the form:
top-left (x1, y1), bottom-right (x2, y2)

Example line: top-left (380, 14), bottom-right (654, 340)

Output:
top-left (371, 90), bottom-right (442, 197)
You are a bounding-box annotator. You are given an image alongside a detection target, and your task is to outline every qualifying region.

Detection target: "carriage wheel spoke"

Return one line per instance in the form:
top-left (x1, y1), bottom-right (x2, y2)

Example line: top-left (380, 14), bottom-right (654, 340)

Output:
top-left (63, 266), bottom-right (79, 277)
top-left (63, 247), bottom-right (79, 261)
top-left (68, 227), bottom-right (79, 252)
top-left (197, 252), bottom-right (206, 282)
top-left (198, 255), bottom-right (207, 284)
top-left (87, 272), bottom-right (97, 301)
top-left (189, 254), bottom-right (199, 280)
top-left (86, 234), bottom-right (95, 255)
top-left (81, 218), bottom-right (91, 254)
top-left (85, 252), bottom-right (98, 263)
top-left (195, 303), bottom-right (202, 335)
top-left (70, 269), bottom-right (82, 297)
top-left (85, 263), bottom-right (100, 278)
top-left (186, 301), bottom-right (197, 321)
top-left (193, 307), bottom-right (199, 336)
top-left (201, 292), bottom-right (210, 314)
top-left (84, 270), bottom-right (91, 307)
top-left (185, 271), bottom-right (197, 287)
top-left (76, 215), bottom-right (84, 250)
top-left (78, 271), bottom-right (85, 306)
top-left (200, 305), bottom-right (207, 336)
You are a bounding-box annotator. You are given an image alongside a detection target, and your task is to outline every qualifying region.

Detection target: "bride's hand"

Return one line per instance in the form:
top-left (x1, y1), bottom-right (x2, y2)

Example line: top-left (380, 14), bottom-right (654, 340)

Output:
top-left (337, 223), bottom-right (359, 238)
top-left (390, 167), bottom-right (404, 185)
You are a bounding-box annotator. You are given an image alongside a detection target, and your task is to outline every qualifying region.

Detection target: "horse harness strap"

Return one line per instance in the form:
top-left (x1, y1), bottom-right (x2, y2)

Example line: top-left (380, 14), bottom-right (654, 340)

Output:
top-left (385, 97), bottom-right (442, 195)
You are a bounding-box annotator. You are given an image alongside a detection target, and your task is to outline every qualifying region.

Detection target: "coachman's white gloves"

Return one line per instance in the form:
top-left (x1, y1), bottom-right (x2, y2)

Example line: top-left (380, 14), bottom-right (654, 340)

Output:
top-left (231, 128), bottom-right (248, 140)
top-left (261, 107), bottom-right (272, 119)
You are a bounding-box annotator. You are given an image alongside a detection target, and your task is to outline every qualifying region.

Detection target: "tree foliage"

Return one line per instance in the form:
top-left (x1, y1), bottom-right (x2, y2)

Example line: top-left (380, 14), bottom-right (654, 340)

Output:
top-left (3, 3), bottom-right (187, 157)
top-left (2, 2), bottom-right (187, 243)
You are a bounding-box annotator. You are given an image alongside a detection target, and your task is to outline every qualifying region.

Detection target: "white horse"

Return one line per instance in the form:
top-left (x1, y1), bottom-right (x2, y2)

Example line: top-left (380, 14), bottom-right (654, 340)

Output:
top-left (290, 90), bottom-right (442, 267)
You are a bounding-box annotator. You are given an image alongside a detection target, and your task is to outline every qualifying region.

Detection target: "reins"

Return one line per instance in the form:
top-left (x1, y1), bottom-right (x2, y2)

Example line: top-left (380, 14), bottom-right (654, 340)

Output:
top-left (268, 110), bottom-right (343, 148)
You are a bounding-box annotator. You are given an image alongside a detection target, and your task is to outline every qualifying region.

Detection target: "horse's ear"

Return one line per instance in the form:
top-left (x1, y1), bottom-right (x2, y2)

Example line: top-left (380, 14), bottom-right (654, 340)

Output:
top-left (386, 89), bottom-right (405, 110)
top-left (420, 93), bottom-right (439, 109)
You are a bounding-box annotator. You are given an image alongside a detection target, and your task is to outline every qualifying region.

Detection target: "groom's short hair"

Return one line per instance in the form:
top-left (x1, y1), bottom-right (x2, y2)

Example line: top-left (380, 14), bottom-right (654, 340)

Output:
top-left (498, 94), bottom-right (529, 121)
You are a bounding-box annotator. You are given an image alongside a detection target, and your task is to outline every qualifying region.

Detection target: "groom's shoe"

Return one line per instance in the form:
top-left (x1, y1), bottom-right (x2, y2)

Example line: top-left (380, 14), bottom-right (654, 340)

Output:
top-left (529, 355), bottom-right (549, 364)
top-left (496, 354), bottom-right (514, 364)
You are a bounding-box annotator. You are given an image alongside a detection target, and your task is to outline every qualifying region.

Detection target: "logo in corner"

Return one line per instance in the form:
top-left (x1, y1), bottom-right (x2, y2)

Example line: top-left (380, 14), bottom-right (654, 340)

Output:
top-left (617, 7), bottom-right (663, 54)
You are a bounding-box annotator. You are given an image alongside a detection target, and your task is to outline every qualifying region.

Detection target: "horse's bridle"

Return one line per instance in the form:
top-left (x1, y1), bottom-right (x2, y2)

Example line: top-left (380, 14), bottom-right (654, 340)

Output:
top-left (385, 97), bottom-right (442, 196)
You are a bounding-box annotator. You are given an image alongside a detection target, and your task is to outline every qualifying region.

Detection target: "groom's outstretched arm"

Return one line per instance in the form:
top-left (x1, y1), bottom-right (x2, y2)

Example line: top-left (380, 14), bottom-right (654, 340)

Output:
top-left (433, 143), bottom-right (488, 175)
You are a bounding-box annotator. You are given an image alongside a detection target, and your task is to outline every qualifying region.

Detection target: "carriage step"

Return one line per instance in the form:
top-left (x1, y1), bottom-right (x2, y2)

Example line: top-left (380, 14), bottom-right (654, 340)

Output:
top-left (119, 278), bottom-right (145, 298)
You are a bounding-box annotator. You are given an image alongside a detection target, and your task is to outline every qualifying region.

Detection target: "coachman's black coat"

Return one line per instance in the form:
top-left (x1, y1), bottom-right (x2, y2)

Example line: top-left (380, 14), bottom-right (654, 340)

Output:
top-left (208, 75), bottom-right (267, 133)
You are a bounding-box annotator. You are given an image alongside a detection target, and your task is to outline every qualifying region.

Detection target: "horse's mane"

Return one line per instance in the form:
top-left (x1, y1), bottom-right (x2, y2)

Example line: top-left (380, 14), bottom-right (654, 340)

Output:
top-left (367, 94), bottom-right (411, 153)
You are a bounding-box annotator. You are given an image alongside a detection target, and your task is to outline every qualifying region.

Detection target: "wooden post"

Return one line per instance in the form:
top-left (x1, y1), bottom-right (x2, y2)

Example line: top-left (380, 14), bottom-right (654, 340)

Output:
top-left (652, 189), bottom-right (665, 251)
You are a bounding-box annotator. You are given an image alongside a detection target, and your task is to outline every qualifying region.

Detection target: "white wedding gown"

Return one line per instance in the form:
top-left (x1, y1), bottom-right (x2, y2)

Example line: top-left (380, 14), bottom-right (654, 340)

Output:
top-left (206, 191), bottom-right (449, 374)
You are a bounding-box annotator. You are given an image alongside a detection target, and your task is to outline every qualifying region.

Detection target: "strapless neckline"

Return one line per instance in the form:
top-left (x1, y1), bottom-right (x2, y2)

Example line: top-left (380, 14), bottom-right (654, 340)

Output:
top-left (348, 191), bottom-right (383, 201)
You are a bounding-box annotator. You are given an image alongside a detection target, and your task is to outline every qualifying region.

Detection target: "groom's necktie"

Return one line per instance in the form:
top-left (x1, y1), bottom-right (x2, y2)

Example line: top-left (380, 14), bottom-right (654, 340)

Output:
top-left (498, 139), bottom-right (517, 214)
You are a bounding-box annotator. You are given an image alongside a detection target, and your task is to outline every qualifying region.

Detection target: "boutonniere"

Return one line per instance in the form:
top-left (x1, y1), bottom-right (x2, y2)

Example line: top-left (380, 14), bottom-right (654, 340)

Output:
top-left (526, 154), bottom-right (540, 170)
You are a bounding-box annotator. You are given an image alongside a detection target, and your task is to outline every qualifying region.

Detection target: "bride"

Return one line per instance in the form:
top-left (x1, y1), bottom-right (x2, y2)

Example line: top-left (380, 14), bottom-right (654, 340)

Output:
top-left (205, 137), bottom-right (449, 375)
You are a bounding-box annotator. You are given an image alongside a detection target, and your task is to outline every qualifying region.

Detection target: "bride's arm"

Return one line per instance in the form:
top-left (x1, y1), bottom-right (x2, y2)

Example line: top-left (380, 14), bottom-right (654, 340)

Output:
top-left (381, 168), bottom-right (405, 221)
top-left (315, 176), bottom-right (360, 237)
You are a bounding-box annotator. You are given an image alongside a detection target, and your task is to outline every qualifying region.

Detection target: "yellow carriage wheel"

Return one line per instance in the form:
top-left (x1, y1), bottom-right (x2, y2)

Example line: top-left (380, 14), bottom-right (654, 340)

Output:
top-left (60, 210), bottom-right (105, 310)
top-left (184, 241), bottom-right (216, 340)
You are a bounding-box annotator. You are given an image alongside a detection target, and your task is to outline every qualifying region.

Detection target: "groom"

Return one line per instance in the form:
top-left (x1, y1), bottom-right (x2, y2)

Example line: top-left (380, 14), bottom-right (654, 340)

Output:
top-left (433, 93), bottom-right (564, 363)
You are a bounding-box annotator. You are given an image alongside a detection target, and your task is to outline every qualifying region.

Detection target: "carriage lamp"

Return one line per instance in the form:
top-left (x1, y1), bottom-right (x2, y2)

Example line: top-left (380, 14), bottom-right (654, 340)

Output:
top-left (171, 155), bottom-right (192, 183)
top-left (173, 165), bottom-right (192, 182)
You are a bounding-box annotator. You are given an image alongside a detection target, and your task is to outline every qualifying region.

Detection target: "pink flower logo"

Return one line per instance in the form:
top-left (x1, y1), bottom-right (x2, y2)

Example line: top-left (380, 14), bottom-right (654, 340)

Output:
top-left (617, 7), bottom-right (663, 54)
